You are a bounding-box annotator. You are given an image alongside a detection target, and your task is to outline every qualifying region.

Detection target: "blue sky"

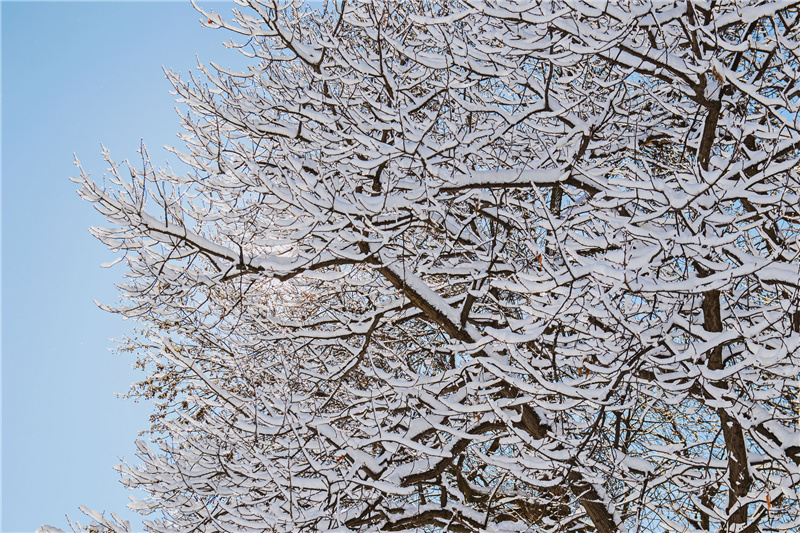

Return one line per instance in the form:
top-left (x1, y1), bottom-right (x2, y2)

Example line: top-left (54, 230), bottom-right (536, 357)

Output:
top-left (2, 2), bottom-right (246, 531)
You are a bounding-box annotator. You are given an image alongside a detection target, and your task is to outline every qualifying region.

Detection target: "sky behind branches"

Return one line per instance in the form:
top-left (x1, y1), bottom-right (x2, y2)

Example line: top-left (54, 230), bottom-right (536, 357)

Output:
top-left (2, 2), bottom-right (244, 531)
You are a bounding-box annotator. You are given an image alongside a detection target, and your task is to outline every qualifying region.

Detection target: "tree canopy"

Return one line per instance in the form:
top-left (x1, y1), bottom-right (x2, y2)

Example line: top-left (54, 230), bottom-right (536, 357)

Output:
top-left (55, 1), bottom-right (800, 532)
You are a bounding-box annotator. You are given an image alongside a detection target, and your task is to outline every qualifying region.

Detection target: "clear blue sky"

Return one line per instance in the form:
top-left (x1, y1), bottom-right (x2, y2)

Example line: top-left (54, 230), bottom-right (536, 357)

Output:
top-left (2, 2), bottom-right (247, 531)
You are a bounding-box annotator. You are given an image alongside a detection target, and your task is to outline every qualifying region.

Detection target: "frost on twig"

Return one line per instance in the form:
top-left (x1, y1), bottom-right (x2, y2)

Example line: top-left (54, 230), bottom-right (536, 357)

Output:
top-left (72, 1), bottom-right (800, 532)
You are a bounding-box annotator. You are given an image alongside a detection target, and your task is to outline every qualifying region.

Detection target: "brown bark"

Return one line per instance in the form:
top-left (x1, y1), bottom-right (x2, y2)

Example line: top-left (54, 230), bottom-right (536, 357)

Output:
top-left (703, 289), bottom-right (752, 526)
top-left (361, 241), bottom-right (620, 532)
top-left (519, 404), bottom-right (619, 533)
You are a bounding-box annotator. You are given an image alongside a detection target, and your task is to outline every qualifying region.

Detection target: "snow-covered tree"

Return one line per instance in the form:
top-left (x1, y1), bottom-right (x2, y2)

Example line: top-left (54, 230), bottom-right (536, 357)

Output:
top-left (61, 1), bottom-right (800, 532)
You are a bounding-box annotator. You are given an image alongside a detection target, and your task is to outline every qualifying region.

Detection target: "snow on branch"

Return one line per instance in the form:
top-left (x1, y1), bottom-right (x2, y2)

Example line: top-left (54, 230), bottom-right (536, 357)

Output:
top-left (68, 1), bottom-right (800, 532)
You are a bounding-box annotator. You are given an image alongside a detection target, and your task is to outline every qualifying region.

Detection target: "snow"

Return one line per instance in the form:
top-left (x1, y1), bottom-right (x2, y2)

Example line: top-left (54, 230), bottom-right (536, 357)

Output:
top-left (71, 1), bottom-right (800, 531)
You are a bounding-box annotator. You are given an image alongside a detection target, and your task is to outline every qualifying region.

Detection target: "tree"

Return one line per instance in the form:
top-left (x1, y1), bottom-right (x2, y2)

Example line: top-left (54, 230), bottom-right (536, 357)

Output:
top-left (55, 1), bottom-right (800, 532)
